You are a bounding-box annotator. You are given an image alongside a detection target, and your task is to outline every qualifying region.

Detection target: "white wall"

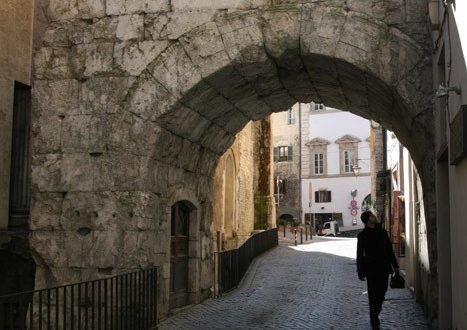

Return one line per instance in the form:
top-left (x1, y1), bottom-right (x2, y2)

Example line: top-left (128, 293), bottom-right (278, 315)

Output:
top-left (302, 175), bottom-right (371, 228)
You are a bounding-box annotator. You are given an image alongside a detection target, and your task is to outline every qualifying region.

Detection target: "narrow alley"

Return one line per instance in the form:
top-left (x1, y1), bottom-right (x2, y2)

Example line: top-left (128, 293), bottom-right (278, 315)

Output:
top-left (159, 237), bottom-right (428, 330)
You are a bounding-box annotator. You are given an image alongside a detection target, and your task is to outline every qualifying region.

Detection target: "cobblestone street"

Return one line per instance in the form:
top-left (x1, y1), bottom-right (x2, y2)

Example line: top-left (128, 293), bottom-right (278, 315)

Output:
top-left (159, 236), bottom-right (428, 330)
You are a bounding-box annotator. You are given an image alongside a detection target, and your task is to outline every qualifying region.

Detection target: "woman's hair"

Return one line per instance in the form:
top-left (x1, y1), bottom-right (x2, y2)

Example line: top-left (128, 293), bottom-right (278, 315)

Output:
top-left (360, 211), bottom-right (372, 224)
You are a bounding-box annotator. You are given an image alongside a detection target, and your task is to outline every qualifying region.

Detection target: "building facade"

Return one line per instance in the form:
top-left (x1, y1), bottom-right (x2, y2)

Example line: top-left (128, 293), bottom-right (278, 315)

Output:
top-left (271, 104), bottom-right (301, 225)
top-left (212, 119), bottom-right (275, 252)
top-left (272, 103), bottom-right (372, 232)
top-left (301, 103), bottom-right (372, 232)
top-left (430, 1), bottom-right (467, 328)
top-left (0, 0), bottom-right (36, 301)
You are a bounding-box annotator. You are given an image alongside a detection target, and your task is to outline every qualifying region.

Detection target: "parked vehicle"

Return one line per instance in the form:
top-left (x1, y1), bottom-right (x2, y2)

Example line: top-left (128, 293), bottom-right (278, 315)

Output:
top-left (321, 220), bottom-right (339, 236)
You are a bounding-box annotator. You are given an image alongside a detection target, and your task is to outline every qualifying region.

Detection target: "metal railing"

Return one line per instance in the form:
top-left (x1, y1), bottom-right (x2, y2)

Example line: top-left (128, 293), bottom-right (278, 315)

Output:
top-left (218, 228), bottom-right (278, 294)
top-left (0, 268), bottom-right (158, 330)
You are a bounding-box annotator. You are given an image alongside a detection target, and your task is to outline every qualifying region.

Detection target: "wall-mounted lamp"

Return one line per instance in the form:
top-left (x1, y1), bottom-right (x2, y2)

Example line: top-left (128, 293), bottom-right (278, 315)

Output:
top-left (352, 164), bottom-right (361, 177)
top-left (435, 84), bottom-right (461, 98)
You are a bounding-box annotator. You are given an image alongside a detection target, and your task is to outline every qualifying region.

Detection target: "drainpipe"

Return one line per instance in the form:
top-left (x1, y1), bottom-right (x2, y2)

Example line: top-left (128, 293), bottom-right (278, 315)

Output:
top-left (298, 103), bottom-right (303, 224)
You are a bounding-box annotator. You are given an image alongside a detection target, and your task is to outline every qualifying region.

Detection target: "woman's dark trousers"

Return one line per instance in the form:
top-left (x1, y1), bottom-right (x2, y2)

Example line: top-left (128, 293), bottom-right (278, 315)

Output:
top-left (366, 274), bottom-right (389, 327)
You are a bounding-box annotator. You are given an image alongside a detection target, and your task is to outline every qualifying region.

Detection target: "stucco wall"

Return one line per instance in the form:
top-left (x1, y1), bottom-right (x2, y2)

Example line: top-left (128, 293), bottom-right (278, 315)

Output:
top-left (0, 0), bottom-right (35, 229)
top-left (432, 3), bottom-right (467, 328)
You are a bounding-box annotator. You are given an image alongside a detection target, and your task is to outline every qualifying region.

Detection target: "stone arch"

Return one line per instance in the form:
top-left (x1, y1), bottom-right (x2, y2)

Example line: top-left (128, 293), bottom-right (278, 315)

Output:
top-left (31, 0), bottom-right (437, 322)
top-left (278, 213), bottom-right (295, 226)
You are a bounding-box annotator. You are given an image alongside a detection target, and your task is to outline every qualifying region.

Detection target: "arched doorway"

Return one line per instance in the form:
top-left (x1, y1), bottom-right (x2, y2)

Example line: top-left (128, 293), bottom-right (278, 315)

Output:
top-left (278, 213), bottom-right (294, 226)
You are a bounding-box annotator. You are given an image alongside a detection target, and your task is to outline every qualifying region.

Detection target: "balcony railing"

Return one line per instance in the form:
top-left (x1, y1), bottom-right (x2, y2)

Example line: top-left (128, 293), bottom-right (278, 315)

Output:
top-left (218, 228), bottom-right (278, 294)
top-left (0, 268), bottom-right (158, 330)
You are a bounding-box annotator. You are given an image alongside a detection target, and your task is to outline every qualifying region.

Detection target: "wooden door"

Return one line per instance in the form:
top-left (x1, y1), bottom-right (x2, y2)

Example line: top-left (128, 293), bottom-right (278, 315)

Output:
top-left (170, 202), bottom-right (190, 309)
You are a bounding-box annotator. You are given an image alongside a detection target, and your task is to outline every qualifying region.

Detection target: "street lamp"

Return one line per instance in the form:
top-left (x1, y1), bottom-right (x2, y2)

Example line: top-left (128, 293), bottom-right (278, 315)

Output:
top-left (352, 163), bottom-right (361, 177)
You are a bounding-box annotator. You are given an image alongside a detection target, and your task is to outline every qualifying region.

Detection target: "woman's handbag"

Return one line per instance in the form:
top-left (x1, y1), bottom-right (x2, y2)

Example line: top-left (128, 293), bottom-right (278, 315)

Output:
top-left (390, 270), bottom-right (405, 289)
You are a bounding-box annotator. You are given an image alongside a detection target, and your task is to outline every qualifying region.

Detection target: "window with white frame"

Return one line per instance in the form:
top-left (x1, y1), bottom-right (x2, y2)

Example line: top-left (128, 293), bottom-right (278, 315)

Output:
top-left (314, 153), bottom-right (324, 175)
top-left (335, 135), bottom-right (361, 175)
top-left (287, 109), bottom-right (295, 125)
top-left (343, 150), bottom-right (356, 173)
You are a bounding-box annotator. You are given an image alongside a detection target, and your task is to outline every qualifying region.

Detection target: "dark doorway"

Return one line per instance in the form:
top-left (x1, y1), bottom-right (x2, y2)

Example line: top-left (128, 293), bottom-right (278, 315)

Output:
top-left (314, 213), bottom-right (333, 226)
top-left (170, 202), bottom-right (190, 309)
top-left (278, 214), bottom-right (294, 226)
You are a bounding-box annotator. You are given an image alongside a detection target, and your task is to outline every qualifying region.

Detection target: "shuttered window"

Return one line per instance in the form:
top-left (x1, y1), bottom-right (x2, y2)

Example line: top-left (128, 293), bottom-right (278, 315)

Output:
top-left (315, 190), bottom-right (332, 203)
top-left (274, 146), bottom-right (293, 162)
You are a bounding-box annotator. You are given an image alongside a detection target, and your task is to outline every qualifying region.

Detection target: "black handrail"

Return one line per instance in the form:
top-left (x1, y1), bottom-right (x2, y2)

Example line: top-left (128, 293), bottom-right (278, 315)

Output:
top-left (0, 268), bottom-right (158, 330)
top-left (218, 228), bottom-right (278, 294)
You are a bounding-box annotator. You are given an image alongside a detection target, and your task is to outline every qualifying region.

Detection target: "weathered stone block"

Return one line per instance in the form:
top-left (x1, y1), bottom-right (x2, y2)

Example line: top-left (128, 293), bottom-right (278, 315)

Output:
top-left (149, 42), bottom-right (202, 98)
top-left (180, 22), bottom-right (230, 78)
top-left (300, 6), bottom-right (347, 58)
top-left (106, 0), bottom-right (170, 15)
top-left (116, 14), bottom-right (144, 41)
top-left (125, 73), bottom-right (175, 120)
top-left (33, 79), bottom-right (79, 116)
top-left (157, 104), bottom-right (211, 142)
top-left (91, 17), bottom-right (119, 40)
top-left (166, 10), bottom-right (216, 40)
top-left (114, 40), bottom-right (169, 76)
top-left (31, 154), bottom-right (63, 192)
top-left (60, 153), bottom-right (94, 191)
top-left (80, 77), bottom-right (136, 115)
top-left (119, 231), bottom-right (154, 268)
top-left (171, 0), bottom-right (269, 10)
top-left (144, 14), bottom-right (169, 40)
top-left (47, 0), bottom-right (79, 21)
top-left (72, 42), bottom-right (114, 78)
top-left (92, 153), bottom-right (150, 191)
top-left (30, 231), bottom-right (67, 267)
top-left (34, 47), bottom-right (74, 79)
top-left (61, 115), bottom-right (106, 153)
top-left (29, 193), bottom-right (64, 230)
top-left (89, 230), bottom-right (122, 268)
top-left (31, 115), bottom-right (62, 154)
top-left (77, 0), bottom-right (106, 19)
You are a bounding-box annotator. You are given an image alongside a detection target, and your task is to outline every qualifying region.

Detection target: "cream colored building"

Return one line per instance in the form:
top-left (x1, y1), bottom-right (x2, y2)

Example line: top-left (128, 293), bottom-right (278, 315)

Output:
top-left (271, 104), bottom-right (301, 224)
top-left (212, 119), bottom-right (275, 252)
top-left (0, 0), bottom-right (35, 231)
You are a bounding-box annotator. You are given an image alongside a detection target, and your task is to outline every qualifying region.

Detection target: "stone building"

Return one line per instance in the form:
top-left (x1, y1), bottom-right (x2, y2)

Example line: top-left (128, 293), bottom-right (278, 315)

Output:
top-left (271, 104), bottom-right (301, 225)
top-left (212, 119), bottom-right (275, 252)
top-left (3, 0), bottom-right (467, 327)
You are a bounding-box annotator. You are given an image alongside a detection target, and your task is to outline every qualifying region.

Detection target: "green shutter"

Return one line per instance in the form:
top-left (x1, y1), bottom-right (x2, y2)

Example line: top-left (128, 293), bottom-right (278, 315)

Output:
top-left (288, 146), bottom-right (293, 161)
top-left (273, 147), bottom-right (278, 161)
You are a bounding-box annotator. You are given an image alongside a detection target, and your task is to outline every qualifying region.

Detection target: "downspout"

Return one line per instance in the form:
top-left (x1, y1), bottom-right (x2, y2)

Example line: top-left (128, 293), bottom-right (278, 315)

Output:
top-left (298, 104), bottom-right (303, 224)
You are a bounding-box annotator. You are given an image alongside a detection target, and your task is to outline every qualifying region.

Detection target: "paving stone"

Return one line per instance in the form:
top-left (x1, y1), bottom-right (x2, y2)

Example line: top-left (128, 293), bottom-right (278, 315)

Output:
top-left (158, 236), bottom-right (428, 330)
